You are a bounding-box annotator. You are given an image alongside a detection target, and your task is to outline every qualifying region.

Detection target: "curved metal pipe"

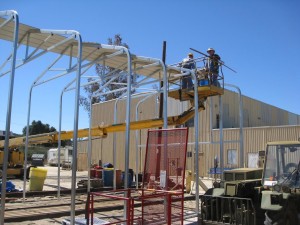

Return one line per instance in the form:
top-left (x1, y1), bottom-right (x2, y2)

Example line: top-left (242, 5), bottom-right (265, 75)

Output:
top-left (57, 79), bottom-right (76, 199)
top-left (23, 87), bottom-right (33, 202)
top-left (70, 31), bottom-right (82, 225)
top-left (57, 89), bottom-right (64, 198)
top-left (190, 70), bottom-right (200, 216)
top-left (21, 30), bottom-right (79, 204)
top-left (135, 92), bottom-right (159, 188)
top-left (224, 83), bottom-right (244, 167)
top-left (112, 91), bottom-right (156, 189)
top-left (0, 10), bottom-right (19, 225)
top-left (176, 67), bottom-right (200, 216)
top-left (89, 73), bottom-right (150, 191)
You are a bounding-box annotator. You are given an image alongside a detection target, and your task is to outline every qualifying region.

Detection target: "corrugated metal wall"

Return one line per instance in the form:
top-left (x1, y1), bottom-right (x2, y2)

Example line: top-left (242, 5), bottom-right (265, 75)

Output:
top-left (77, 90), bottom-right (300, 177)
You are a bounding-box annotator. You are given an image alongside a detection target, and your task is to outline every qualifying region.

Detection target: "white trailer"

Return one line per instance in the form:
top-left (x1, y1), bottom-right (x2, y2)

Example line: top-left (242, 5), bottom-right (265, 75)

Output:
top-left (47, 147), bottom-right (72, 166)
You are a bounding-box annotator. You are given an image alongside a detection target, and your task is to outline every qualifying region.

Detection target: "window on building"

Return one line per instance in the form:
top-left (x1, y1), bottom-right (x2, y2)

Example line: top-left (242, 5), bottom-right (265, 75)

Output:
top-left (216, 114), bottom-right (220, 129)
top-left (227, 149), bottom-right (237, 165)
top-left (248, 153), bottom-right (259, 168)
top-left (186, 151), bottom-right (193, 158)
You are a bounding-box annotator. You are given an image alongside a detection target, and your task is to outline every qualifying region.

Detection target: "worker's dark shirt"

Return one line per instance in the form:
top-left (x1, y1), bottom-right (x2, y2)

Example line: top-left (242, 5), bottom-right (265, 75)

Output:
top-left (206, 54), bottom-right (221, 74)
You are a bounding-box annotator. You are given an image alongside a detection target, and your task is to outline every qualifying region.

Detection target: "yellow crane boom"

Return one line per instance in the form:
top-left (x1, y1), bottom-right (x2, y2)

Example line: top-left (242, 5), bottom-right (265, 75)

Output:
top-left (0, 85), bottom-right (223, 149)
top-left (0, 105), bottom-right (203, 149)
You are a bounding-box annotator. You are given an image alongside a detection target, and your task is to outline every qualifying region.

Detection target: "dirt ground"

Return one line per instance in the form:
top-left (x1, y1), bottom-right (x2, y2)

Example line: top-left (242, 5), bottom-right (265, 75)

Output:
top-left (4, 166), bottom-right (209, 224)
top-left (5, 197), bottom-right (199, 225)
top-left (5, 200), bottom-right (199, 225)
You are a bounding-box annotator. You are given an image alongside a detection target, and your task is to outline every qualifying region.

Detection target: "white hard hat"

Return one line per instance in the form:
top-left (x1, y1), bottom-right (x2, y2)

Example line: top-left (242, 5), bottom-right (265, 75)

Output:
top-left (207, 48), bottom-right (215, 52)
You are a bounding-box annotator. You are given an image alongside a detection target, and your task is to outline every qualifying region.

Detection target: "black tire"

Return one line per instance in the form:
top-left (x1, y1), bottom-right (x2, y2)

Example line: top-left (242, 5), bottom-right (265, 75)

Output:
top-left (285, 214), bottom-right (298, 225)
top-left (285, 204), bottom-right (299, 225)
top-left (264, 211), bottom-right (285, 225)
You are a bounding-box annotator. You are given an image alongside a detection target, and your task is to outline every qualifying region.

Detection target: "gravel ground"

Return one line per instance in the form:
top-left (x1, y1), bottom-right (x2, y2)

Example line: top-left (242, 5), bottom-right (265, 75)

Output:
top-left (5, 200), bottom-right (199, 225)
top-left (5, 166), bottom-right (205, 224)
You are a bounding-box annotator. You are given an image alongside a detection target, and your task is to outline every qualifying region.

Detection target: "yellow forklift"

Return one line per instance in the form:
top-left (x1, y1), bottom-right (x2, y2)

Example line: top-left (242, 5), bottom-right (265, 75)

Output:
top-left (0, 148), bottom-right (24, 178)
top-left (200, 140), bottom-right (300, 225)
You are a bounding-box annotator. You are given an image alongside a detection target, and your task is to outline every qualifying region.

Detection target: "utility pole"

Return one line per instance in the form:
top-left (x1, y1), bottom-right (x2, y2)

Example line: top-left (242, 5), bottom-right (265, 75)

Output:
top-left (159, 41), bottom-right (167, 119)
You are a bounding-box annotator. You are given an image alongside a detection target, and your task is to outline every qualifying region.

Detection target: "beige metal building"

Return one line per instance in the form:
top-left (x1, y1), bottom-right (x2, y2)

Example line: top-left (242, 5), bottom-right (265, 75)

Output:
top-left (78, 89), bottom-right (300, 176)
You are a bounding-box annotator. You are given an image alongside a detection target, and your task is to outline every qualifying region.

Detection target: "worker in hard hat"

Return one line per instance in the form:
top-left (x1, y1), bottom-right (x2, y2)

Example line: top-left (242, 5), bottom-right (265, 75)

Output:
top-left (180, 53), bottom-right (195, 89)
top-left (205, 48), bottom-right (221, 87)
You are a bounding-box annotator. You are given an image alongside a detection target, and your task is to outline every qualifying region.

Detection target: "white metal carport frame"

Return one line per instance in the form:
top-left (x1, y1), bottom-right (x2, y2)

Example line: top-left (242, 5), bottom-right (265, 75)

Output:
top-left (0, 12), bottom-right (85, 224)
top-left (0, 10), bottom-right (19, 225)
top-left (0, 10), bottom-right (206, 223)
top-left (21, 29), bottom-right (83, 225)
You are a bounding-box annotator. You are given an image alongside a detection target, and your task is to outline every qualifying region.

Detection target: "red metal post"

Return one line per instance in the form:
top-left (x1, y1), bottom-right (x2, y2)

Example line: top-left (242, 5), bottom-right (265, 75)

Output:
top-left (91, 194), bottom-right (94, 225)
top-left (167, 193), bottom-right (172, 225)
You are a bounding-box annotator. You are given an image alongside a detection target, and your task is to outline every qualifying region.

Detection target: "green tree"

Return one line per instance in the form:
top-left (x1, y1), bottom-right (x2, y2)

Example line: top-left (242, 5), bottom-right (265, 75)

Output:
top-left (80, 34), bottom-right (136, 113)
top-left (22, 120), bottom-right (56, 136)
top-left (22, 120), bottom-right (71, 147)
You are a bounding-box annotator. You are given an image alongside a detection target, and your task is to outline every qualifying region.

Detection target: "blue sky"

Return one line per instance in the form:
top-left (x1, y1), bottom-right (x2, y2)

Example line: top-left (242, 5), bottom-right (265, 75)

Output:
top-left (1, 0), bottom-right (299, 134)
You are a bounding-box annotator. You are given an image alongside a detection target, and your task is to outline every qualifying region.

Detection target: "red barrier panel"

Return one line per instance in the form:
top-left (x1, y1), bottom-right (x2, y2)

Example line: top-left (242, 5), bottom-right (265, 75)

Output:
top-left (88, 128), bottom-right (189, 225)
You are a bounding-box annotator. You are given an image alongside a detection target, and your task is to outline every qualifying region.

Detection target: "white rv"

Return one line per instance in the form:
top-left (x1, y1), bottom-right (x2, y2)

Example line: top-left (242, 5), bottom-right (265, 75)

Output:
top-left (47, 147), bottom-right (72, 166)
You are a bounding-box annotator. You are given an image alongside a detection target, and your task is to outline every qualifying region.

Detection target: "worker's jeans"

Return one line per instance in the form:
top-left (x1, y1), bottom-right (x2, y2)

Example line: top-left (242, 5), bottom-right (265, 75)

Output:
top-left (181, 76), bottom-right (193, 89)
top-left (211, 74), bottom-right (220, 87)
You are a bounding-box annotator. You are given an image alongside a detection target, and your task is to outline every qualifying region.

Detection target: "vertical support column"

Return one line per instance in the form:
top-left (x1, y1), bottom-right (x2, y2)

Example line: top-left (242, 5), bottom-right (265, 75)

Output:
top-left (70, 32), bottom-right (83, 225)
top-left (87, 98), bottom-right (93, 192)
top-left (0, 10), bottom-right (19, 225)
top-left (219, 95), bottom-right (224, 180)
top-left (238, 90), bottom-right (244, 167)
top-left (224, 83), bottom-right (244, 167)
top-left (57, 80), bottom-right (75, 198)
top-left (160, 41), bottom-right (167, 127)
top-left (210, 97), bottom-right (214, 141)
top-left (159, 41), bottom-right (166, 122)
top-left (161, 61), bottom-right (169, 222)
top-left (22, 33), bottom-right (74, 202)
top-left (192, 71), bottom-right (200, 216)
top-left (135, 93), bottom-right (158, 189)
top-left (123, 48), bottom-right (132, 225)
top-left (57, 91), bottom-right (63, 198)
top-left (161, 61), bottom-right (168, 129)
top-left (23, 87), bottom-right (33, 202)
top-left (113, 98), bottom-right (119, 190)
top-left (124, 48), bottom-right (132, 190)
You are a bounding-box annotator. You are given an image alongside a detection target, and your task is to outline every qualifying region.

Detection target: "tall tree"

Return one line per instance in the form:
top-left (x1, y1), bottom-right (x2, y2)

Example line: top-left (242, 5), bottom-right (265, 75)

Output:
top-left (22, 120), bottom-right (56, 136)
top-left (22, 120), bottom-right (71, 147)
top-left (80, 34), bottom-right (136, 113)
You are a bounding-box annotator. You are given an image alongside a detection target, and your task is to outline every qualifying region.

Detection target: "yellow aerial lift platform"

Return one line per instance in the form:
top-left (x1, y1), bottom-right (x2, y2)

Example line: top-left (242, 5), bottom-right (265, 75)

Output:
top-left (168, 85), bottom-right (224, 101)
